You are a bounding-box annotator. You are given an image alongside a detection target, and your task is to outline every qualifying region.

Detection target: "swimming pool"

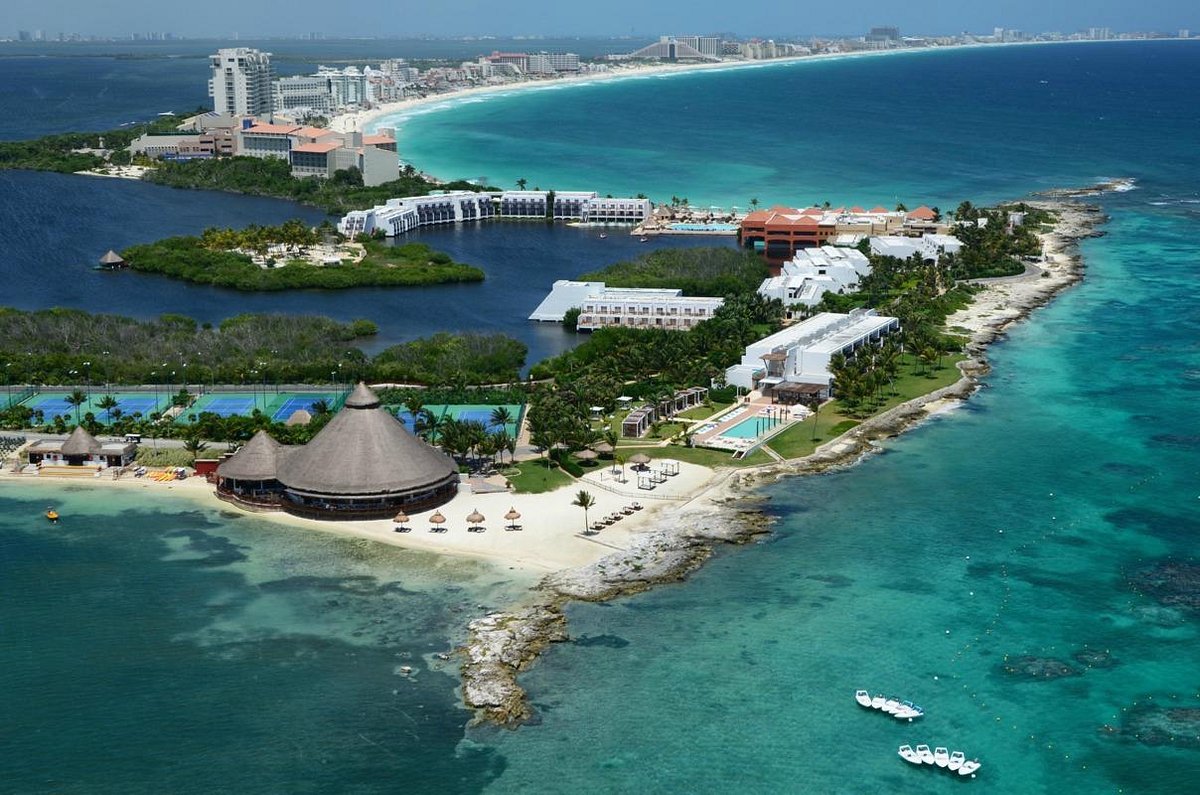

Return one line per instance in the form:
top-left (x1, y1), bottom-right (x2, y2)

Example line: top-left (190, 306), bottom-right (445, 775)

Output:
top-left (721, 416), bottom-right (777, 439)
top-left (668, 223), bottom-right (739, 232)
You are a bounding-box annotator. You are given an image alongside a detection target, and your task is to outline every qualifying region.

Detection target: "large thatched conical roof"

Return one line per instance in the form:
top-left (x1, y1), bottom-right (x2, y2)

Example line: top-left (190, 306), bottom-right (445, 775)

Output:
top-left (278, 384), bottom-right (457, 497)
top-left (217, 430), bottom-right (287, 480)
top-left (60, 426), bottom-right (102, 456)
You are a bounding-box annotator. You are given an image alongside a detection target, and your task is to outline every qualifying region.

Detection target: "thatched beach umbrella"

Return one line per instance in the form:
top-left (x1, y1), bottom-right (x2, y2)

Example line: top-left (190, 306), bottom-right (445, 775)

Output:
top-left (393, 511), bottom-right (410, 532)
top-left (629, 452), bottom-right (651, 469)
top-left (466, 509), bottom-right (485, 532)
top-left (429, 510), bottom-right (446, 531)
top-left (590, 441), bottom-right (614, 454)
top-left (575, 449), bottom-right (599, 463)
top-left (504, 507), bottom-right (521, 531)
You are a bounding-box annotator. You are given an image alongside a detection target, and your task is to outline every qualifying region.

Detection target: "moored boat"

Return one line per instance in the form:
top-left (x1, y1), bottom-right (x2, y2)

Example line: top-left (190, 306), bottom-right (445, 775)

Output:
top-left (934, 747), bottom-right (950, 768)
top-left (958, 759), bottom-right (982, 777)
top-left (947, 751), bottom-right (965, 772)
top-left (45, 507), bottom-right (59, 523)
top-left (855, 689), bottom-right (872, 708)
top-left (883, 698), bottom-right (902, 714)
top-left (871, 694), bottom-right (887, 710)
top-left (898, 745), bottom-right (923, 765)
top-left (916, 744), bottom-right (936, 765)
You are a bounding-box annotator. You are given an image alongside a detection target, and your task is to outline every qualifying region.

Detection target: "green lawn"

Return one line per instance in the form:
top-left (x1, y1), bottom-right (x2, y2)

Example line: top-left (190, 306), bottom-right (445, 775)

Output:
top-left (675, 402), bottom-right (731, 421)
top-left (764, 354), bottom-right (966, 460)
top-left (504, 460), bottom-right (575, 494)
top-left (619, 444), bottom-right (773, 468)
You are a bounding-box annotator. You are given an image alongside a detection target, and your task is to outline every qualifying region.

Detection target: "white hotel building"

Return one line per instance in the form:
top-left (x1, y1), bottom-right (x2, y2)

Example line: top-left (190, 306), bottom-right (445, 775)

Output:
top-left (338, 191), bottom-right (495, 237)
top-left (529, 280), bottom-right (724, 332)
top-left (340, 191), bottom-right (652, 237)
top-left (725, 309), bottom-right (900, 394)
top-left (758, 246), bottom-right (872, 308)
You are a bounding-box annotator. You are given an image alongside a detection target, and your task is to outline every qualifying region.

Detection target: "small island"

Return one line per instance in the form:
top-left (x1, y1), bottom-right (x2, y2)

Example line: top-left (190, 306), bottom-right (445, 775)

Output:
top-left (120, 220), bottom-right (484, 291)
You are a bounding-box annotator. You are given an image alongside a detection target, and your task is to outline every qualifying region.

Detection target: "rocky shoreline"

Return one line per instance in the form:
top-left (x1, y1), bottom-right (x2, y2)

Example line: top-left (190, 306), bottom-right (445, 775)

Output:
top-left (458, 193), bottom-right (1110, 729)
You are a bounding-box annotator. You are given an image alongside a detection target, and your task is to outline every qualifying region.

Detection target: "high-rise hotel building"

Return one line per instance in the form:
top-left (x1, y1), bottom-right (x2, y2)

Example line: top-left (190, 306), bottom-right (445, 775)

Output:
top-left (209, 48), bottom-right (274, 117)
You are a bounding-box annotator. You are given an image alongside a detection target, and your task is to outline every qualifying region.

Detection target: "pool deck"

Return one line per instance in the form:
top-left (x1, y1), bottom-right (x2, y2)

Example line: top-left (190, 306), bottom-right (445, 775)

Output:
top-left (692, 395), bottom-right (809, 452)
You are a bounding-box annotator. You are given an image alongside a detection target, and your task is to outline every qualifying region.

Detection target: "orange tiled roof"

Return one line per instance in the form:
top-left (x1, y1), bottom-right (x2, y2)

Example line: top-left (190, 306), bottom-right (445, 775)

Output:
top-left (293, 126), bottom-right (336, 139)
top-left (292, 141), bottom-right (341, 154)
top-left (907, 205), bottom-right (937, 220)
top-left (243, 123), bottom-right (300, 135)
top-left (363, 134), bottom-right (395, 146)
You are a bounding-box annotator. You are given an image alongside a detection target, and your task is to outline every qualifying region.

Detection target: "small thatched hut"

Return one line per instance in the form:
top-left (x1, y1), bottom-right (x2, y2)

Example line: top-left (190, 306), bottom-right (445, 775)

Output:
top-left (98, 250), bottom-right (126, 269)
top-left (215, 430), bottom-right (289, 507)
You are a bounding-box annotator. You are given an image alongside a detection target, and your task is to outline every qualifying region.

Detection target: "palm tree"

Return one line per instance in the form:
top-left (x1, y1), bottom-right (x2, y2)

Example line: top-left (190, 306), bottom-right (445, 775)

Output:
top-left (516, 178), bottom-right (528, 191)
top-left (65, 389), bottom-right (88, 426)
top-left (572, 490), bottom-right (597, 535)
top-left (96, 394), bottom-right (119, 426)
top-left (310, 399), bottom-right (332, 416)
top-left (749, 197), bottom-right (759, 210)
top-left (489, 405), bottom-right (513, 432)
top-left (183, 435), bottom-right (209, 462)
top-left (404, 395), bottom-right (424, 418)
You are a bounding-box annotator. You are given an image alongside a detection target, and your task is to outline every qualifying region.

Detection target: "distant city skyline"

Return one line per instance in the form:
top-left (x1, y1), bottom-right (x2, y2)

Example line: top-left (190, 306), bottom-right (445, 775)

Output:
top-left (6, 0), bottom-right (1196, 40)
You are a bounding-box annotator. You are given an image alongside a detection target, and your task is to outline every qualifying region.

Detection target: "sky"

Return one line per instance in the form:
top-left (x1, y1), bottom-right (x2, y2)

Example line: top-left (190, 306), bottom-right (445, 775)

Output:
top-left (6, 0), bottom-right (1196, 39)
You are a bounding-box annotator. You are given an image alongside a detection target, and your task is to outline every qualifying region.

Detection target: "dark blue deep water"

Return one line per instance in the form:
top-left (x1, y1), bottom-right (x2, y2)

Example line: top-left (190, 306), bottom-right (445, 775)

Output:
top-left (2, 40), bottom-right (1199, 793)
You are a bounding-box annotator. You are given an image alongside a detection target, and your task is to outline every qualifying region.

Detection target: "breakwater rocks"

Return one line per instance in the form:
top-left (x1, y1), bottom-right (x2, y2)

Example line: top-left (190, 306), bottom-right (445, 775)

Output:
top-left (460, 497), bottom-right (773, 728)
top-left (461, 606), bottom-right (568, 727)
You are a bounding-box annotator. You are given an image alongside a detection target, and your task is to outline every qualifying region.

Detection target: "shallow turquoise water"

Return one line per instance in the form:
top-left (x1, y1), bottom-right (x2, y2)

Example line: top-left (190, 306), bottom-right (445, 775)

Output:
top-left (4, 40), bottom-right (1200, 793)
top-left (480, 201), bottom-right (1200, 792)
top-left (0, 483), bottom-right (528, 792)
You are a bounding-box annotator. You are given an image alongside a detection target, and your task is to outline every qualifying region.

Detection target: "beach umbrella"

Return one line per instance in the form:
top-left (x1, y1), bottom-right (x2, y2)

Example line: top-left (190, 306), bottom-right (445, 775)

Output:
top-left (590, 441), bottom-right (614, 454)
top-left (504, 507), bottom-right (521, 531)
top-left (429, 511), bottom-right (446, 531)
top-left (393, 511), bottom-right (410, 532)
top-left (629, 452), bottom-right (651, 468)
top-left (575, 449), bottom-right (598, 462)
top-left (467, 509), bottom-right (485, 531)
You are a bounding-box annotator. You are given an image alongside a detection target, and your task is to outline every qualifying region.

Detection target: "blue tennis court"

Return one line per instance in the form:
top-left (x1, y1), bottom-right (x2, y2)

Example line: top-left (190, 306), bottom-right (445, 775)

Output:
top-left (189, 395), bottom-right (257, 418)
top-left (98, 395), bottom-right (160, 420)
top-left (21, 392), bottom-right (170, 424)
top-left (271, 394), bottom-right (337, 422)
top-left (26, 396), bottom-right (75, 418)
top-left (392, 404), bottom-right (523, 438)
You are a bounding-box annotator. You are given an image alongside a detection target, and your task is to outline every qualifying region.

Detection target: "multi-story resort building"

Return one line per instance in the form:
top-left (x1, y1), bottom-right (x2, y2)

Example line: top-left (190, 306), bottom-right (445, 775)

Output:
top-left (208, 48), bottom-right (274, 117)
top-left (528, 280), bottom-right (724, 331)
top-left (758, 246), bottom-right (873, 309)
top-left (274, 74), bottom-right (335, 114)
top-left (724, 309), bottom-right (900, 399)
top-left (339, 192), bottom-right (651, 237)
top-left (235, 123), bottom-right (398, 186)
top-left (339, 191), bottom-right (496, 237)
top-left (870, 233), bottom-right (963, 262)
top-left (740, 205), bottom-right (947, 259)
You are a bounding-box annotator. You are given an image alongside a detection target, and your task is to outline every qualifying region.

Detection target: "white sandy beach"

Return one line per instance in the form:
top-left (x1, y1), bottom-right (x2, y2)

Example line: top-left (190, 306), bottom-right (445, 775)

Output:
top-left (332, 39), bottom-right (1104, 147)
top-left (0, 459), bottom-right (716, 575)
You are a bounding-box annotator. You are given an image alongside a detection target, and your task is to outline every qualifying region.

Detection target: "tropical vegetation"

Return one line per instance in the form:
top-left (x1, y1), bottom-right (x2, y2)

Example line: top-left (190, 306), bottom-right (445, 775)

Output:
top-left (121, 224), bottom-right (483, 291)
top-left (579, 247), bottom-right (770, 296)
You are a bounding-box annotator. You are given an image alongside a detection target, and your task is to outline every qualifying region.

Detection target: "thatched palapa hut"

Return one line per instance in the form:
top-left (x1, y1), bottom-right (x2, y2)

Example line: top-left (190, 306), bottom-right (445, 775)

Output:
top-left (216, 384), bottom-right (459, 520)
top-left (215, 430), bottom-right (288, 508)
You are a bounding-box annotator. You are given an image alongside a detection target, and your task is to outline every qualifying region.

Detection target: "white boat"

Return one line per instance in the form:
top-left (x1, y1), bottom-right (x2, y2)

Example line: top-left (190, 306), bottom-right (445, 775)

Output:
top-left (958, 759), bottom-right (982, 777)
top-left (871, 695), bottom-right (887, 710)
top-left (901, 700), bottom-right (924, 716)
top-left (855, 690), bottom-right (872, 708)
top-left (947, 751), bottom-right (965, 772)
top-left (897, 745), bottom-right (923, 765)
top-left (893, 707), bottom-right (919, 721)
top-left (883, 698), bottom-right (902, 714)
top-left (916, 744), bottom-right (936, 765)
top-left (934, 747), bottom-right (950, 768)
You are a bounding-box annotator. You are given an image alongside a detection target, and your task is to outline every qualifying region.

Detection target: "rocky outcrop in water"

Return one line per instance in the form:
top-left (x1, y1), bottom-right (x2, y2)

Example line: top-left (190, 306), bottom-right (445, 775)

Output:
top-left (1129, 561), bottom-right (1200, 613)
top-left (999, 655), bottom-right (1081, 680)
top-left (1117, 706), bottom-right (1200, 749)
top-left (460, 606), bottom-right (568, 728)
top-left (1071, 646), bottom-right (1119, 669)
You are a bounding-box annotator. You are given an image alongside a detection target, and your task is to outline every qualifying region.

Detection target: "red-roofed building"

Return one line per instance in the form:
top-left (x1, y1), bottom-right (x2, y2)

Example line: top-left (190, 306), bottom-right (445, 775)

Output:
top-left (906, 205), bottom-right (937, 221)
top-left (239, 122), bottom-right (300, 159)
top-left (363, 133), bottom-right (397, 152)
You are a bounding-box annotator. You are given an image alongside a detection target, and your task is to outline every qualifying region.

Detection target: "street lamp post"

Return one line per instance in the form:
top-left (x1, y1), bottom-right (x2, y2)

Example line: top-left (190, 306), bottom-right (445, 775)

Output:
top-left (83, 361), bottom-right (92, 392)
top-left (4, 362), bottom-right (11, 410)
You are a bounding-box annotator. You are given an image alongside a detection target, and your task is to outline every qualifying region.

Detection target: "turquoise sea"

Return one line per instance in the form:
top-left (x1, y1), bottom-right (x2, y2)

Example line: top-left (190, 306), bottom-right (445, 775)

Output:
top-left (3, 40), bottom-right (1200, 792)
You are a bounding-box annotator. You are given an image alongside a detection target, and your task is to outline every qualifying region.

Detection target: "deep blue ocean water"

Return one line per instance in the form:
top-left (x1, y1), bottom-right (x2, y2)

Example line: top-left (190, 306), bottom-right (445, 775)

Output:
top-left (2, 40), bottom-right (1199, 793)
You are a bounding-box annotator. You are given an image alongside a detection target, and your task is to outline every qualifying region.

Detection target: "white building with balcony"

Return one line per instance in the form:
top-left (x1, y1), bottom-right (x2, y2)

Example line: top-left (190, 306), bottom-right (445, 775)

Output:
top-left (758, 246), bottom-right (872, 308)
top-left (581, 196), bottom-right (652, 223)
top-left (209, 48), bottom-right (274, 117)
top-left (725, 309), bottom-right (900, 393)
top-left (528, 280), bottom-right (724, 331)
top-left (870, 234), bottom-right (963, 262)
top-left (338, 191), bottom-right (497, 237)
